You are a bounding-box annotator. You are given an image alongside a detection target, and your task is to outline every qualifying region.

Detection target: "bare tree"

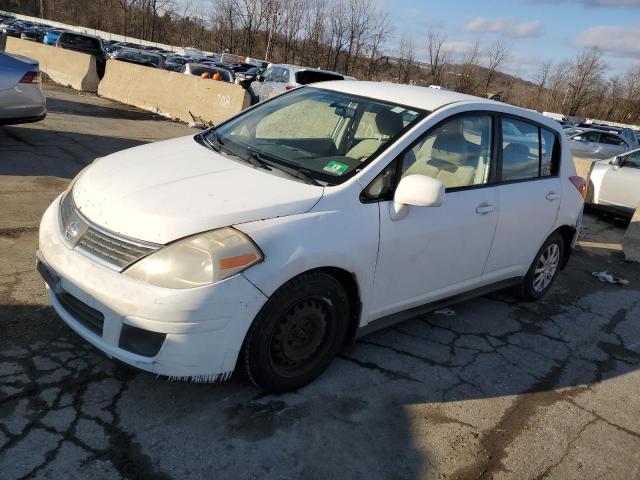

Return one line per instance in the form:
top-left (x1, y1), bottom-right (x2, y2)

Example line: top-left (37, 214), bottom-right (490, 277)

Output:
top-left (426, 30), bottom-right (448, 86)
top-left (534, 60), bottom-right (552, 108)
top-left (566, 48), bottom-right (607, 116)
top-left (482, 40), bottom-right (510, 94)
top-left (397, 35), bottom-right (416, 84)
top-left (455, 42), bottom-right (481, 95)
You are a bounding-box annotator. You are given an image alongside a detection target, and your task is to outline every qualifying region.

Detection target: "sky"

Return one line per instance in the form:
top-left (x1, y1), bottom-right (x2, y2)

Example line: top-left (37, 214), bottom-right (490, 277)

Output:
top-left (189, 0), bottom-right (640, 81)
top-left (384, 0), bottom-right (640, 80)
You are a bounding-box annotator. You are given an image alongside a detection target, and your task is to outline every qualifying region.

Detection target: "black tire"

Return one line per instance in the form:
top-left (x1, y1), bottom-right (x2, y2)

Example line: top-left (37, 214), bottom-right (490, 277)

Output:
top-left (242, 271), bottom-right (350, 393)
top-left (516, 232), bottom-right (564, 301)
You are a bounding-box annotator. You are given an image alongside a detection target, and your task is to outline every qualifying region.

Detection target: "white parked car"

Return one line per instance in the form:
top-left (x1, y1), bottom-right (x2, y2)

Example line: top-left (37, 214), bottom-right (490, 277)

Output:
top-left (587, 148), bottom-right (640, 218)
top-left (37, 82), bottom-right (585, 392)
top-left (249, 64), bottom-right (354, 103)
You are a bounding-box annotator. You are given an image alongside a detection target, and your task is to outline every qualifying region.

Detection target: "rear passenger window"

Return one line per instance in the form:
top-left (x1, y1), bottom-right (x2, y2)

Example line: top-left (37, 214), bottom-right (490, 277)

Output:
top-left (401, 114), bottom-right (493, 189)
top-left (501, 118), bottom-right (540, 181)
top-left (540, 128), bottom-right (559, 176)
top-left (600, 133), bottom-right (627, 146)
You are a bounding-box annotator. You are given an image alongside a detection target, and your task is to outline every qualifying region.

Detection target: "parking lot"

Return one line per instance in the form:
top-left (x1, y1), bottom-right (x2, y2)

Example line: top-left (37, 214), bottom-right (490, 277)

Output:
top-left (1, 84), bottom-right (640, 480)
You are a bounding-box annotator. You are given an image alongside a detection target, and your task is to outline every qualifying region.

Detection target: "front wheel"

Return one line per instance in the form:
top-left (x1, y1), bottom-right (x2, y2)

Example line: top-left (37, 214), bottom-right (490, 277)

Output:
top-left (516, 232), bottom-right (564, 301)
top-left (242, 272), bottom-right (350, 393)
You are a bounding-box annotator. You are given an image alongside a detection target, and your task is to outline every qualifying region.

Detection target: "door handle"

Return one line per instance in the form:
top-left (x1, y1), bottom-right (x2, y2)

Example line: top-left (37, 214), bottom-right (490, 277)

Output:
top-left (546, 191), bottom-right (560, 201)
top-left (476, 203), bottom-right (495, 215)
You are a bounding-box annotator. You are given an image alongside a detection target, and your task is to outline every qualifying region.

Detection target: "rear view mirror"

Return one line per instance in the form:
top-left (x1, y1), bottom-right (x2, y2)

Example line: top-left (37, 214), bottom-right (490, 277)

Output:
top-left (390, 175), bottom-right (444, 220)
top-left (334, 105), bottom-right (356, 119)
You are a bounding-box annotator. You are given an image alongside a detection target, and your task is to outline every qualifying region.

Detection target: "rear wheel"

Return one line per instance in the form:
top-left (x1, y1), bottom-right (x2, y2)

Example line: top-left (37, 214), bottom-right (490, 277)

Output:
top-left (516, 232), bottom-right (564, 301)
top-left (242, 272), bottom-right (349, 393)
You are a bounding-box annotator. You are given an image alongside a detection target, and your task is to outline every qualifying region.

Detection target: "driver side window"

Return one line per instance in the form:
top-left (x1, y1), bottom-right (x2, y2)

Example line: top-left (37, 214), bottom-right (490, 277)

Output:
top-left (623, 151), bottom-right (640, 168)
top-left (400, 114), bottom-right (493, 189)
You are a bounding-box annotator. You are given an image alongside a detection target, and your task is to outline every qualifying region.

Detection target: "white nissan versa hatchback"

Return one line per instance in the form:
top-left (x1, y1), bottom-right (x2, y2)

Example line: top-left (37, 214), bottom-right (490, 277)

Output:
top-left (37, 82), bottom-right (586, 392)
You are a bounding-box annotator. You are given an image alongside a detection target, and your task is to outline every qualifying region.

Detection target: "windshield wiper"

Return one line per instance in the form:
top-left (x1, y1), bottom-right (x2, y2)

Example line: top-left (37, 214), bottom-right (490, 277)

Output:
top-left (249, 150), bottom-right (322, 186)
top-left (202, 133), bottom-right (270, 170)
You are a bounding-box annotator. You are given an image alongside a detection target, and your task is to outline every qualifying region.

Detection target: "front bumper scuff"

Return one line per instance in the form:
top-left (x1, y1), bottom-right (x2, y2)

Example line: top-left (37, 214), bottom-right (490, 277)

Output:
top-left (38, 195), bottom-right (269, 381)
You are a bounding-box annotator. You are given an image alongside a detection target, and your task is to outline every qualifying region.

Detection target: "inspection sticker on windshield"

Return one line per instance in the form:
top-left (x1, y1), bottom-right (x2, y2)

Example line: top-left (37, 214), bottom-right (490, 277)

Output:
top-left (323, 161), bottom-right (349, 175)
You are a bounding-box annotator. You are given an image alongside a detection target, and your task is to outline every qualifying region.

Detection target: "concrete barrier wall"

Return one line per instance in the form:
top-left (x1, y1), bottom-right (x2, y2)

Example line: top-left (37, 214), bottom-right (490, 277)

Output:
top-left (573, 156), bottom-right (593, 179)
top-left (98, 60), bottom-right (251, 125)
top-left (5, 37), bottom-right (100, 92)
top-left (623, 206), bottom-right (640, 263)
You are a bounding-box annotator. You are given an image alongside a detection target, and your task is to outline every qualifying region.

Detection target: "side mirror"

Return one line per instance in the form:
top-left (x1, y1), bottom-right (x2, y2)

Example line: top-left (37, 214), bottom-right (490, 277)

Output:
top-left (256, 74), bottom-right (264, 82)
top-left (611, 156), bottom-right (621, 165)
top-left (390, 175), bottom-right (444, 220)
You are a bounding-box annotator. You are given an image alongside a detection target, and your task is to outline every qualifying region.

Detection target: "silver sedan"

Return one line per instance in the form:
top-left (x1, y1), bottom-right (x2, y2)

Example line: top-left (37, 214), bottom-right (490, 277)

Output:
top-left (0, 51), bottom-right (46, 125)
top-left (587, 148), bottom-right (640, 217)
top-left (568, 128), bottom-right (633, 160)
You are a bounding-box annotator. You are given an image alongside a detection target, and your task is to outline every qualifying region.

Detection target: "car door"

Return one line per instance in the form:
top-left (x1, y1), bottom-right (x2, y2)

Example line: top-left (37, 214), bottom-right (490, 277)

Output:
top-left (599, 133), bottom-right (630, 158)
top-left (262, 67), bottom-right (285, 101)
top-left (370, 113), bottom-right (499, 320)
top-left (598, 150), bottom-right (640, 211)
top-left (256, 67), bottom-right (275, 102)
top-left (570, 131), bottom-right (601, 158)
top-left (483, 117), bottom-right (562, 281)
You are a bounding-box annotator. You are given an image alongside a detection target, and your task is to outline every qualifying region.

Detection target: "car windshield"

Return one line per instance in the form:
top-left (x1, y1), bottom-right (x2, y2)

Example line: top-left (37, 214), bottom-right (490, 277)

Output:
top-left (203, 87), bottom-right (424, 185)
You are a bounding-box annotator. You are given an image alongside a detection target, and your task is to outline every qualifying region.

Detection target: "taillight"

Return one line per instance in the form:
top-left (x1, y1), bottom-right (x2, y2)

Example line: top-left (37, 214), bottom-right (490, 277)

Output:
top-left (19, 71), bottom-right (40, 84)
top-left (284, 84), bottom-right (298, 91)
top-left (570, 176), bottom-right (587, 200)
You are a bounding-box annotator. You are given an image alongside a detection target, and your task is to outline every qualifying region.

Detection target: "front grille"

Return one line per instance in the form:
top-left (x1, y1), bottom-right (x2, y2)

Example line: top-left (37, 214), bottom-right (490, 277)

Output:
top-left (56, 291), bottom-right (104, 336)
top-left (59, 190), bottom-right (161, 271)
top-left (77, 227), bottom-right (158, 270)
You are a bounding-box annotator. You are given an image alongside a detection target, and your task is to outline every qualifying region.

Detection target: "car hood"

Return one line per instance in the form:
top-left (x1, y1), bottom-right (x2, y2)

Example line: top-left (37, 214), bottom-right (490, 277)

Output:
top-left (72, 135), bottom-right (324, 244)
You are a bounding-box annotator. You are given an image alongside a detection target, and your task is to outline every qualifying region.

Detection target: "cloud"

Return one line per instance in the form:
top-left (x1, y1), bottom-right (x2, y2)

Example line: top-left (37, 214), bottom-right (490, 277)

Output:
top-left (574, 25), bottom-right (640, 58)
top-left (441, 41), bottom-right (475, 54)
top-left (464, 17), bottom-right (541, 38)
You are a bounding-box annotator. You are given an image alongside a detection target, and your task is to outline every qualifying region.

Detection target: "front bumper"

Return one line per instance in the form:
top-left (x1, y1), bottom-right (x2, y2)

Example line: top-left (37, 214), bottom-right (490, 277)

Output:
top-left (38, 196), bottom-right (268, 380)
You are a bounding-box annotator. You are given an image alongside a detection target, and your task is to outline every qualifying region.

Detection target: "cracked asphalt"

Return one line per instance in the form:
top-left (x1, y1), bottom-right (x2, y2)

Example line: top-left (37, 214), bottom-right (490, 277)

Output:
top-left (2, 84), bottom-right (640, 480)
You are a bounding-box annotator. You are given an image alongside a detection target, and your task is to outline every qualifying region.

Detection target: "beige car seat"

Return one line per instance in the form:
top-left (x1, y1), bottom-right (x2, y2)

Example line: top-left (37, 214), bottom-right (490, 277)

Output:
top-left (405, 130), bottom-right (476, 188)
top-left (346, 109), bottom-right (404, 161)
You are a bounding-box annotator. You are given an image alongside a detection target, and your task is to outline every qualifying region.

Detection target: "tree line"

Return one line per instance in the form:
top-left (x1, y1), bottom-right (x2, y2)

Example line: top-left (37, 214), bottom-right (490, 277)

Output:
top-left (4, 0), bottom-right (639, 124)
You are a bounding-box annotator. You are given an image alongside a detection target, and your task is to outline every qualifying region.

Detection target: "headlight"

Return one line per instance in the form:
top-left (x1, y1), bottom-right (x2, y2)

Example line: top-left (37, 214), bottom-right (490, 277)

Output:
top-left (123, 228), bottom-right (263, 289)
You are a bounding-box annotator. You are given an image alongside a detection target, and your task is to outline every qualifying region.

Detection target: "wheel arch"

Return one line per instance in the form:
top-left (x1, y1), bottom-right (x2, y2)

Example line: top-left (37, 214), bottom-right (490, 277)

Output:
top-left (554, 225), bottom-right (577, 270)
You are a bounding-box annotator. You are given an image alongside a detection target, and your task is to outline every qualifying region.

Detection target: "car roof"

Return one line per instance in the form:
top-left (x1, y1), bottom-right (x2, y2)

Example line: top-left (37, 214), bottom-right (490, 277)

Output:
top-left (575, 128), bottom-right (621, 136)
top-left (311, 80), bottom-right (498, 111)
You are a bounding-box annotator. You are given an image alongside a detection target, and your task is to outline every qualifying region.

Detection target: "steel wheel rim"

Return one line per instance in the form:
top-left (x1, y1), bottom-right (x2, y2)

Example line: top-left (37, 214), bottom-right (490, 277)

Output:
top-left (269, 298), bottom-right (333, 377)
top-left (533, 243), bottom-right (560, 293)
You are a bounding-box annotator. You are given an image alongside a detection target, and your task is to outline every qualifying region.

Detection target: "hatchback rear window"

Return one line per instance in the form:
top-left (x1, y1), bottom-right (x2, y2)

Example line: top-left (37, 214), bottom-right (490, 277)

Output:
top-left (295, 71), bottom-right (344, 85)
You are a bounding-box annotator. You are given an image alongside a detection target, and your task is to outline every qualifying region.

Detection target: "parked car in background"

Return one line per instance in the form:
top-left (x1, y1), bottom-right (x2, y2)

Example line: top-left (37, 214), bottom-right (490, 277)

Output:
top-left (113, 48), bottom-right (165, 69)
top-left (55, 32), bottom-right (106, 76)
top-left (20, 26), bottom-right (47, 42)
top-left (164, 55), bottom-right (189, 72)
top-left (180, 63), bottom-right (234, 82)
top-left (37, 82), bottom-right (584, 393)
top-left (578, 123), bottom-right (639, 148)
top-left (0, 51), bottom-right (46, 125)
top-left (567, 128), bottom-right (633, 160)
top-left (587, 149), bottom-right (640, 218)
top-left (249, 64), bottom-right (354, 103)
top-left (235, 66), bottom-right (263, 88)
top-left (43, 29), bottom-right (65, 46)
top-left (1, 21), bottom-right (27, 38)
